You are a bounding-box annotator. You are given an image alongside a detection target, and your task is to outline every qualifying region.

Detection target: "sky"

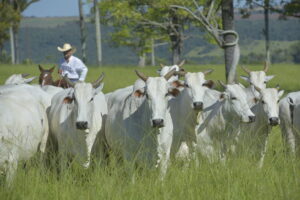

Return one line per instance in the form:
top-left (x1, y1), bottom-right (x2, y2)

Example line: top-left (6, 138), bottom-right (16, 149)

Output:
top-left (23, 0), bottom-right (91, 17)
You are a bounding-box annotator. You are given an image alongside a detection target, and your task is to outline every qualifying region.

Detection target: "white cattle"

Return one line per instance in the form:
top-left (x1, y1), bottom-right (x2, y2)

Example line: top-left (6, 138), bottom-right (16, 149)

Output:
top-left (105, 70), bottom-right (183, 176)
top-left (4, 73), bottom-right (36, 85)
top-left (240, 86), bottom-right (284, 167)
top-left (196, 82), bottom-right (255, 161)
top-left (48, 74), bottom-right (107, 168)
top-left (0, 85), bottom-right (51, 183)
top-left (41, 85), bottom-right (64, 99)
top-left (279, 91), bottom-right (300, 155)
top-left (158, 67), bottom-right (215, 160)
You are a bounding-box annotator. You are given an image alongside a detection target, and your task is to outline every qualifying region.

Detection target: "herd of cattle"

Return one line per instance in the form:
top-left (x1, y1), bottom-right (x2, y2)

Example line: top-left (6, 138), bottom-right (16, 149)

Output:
top-left (0, 63), bottom-right (299, 183)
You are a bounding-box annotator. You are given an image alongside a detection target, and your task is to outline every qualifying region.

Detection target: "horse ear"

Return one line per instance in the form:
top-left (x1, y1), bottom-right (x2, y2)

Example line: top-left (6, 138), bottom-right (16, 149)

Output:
top-left (38, 65), bottom-right (44, 72)
top-left (49, 66), bottom-right (55, 73)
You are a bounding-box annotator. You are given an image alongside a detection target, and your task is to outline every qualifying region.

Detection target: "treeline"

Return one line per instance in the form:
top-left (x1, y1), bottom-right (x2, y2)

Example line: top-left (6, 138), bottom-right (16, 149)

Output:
top-left (2, 16), bottom-right (300, 65)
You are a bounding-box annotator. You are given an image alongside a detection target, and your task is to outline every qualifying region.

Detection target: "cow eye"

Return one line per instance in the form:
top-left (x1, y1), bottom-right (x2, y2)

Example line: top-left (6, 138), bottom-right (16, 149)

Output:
top-left (262, 100), bottom-right (265, 104)
top-left (184, 83), bottom-right (189, 88)
top-left (231, 97), bottom-right (237, 100)
top-left (89, 97), bottom-right (94, 102)
top-left (145, 93), bottom-right (149, 99)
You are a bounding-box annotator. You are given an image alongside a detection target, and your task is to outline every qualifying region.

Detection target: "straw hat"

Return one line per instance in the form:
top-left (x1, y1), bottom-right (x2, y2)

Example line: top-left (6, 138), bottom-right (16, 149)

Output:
top-left (57, 43), bottom-right (76, 53)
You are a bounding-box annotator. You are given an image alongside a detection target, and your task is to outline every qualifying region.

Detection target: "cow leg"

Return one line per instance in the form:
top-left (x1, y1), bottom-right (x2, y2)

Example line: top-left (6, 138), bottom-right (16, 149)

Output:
top-left (5, 154), bottom-right (18, 185)
top-left (156, 130), bottom-right (172, 178)
top-left (83, 132), bottom-right (98, 168)
top-left (258, 131), bottom-right (269, 168)
top-left (280, 120), bottom-right (296, 155)
top-left (196, 129), bottom-right (216, 162)
top-left (39, 116), bottom-right (49, 153)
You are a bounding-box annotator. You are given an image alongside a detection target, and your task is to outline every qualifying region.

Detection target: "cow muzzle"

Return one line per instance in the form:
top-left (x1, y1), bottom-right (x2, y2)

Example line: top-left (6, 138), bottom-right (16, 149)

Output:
top-left (269, 117), bottom-right (279, 126)
top-left (76, 121), bottom-right (88, 130)
top-left (248, 115), bottom-right (256, 123)
top-left (152, 119), bottom-right (164, 128)
top-left (193, 102), bottom-right (203, 111)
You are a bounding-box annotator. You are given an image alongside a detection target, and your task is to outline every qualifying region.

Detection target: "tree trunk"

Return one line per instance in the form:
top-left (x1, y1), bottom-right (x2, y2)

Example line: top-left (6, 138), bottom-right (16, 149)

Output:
top-left (138, 53), bottom-right (146, 67)
top-left (94, 0), bottom-right (102, 66)
top-left (151, 38), bottom-right (155, 66)
top-left (14, 29), bottom-right (19, 64)
top-left (78, 0), bottom-right (87, 63)
top-left (264, 0), bottom-right (270, 65)
top-left (221, 0), bottom-right (236, 84)
top-left (9, 26), bottom-right (15, 64)
top-left (169, 10), bottom-right (183, 65)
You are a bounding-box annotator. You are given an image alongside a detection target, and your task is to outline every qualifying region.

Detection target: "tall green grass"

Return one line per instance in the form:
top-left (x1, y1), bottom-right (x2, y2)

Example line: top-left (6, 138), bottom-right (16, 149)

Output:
top-left (0, 64), bottom-right (300, 199)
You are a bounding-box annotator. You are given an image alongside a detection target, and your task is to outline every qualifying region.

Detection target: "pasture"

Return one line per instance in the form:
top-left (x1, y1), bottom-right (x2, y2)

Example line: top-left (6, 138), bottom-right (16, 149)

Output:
top-left (0, 63), bottom-right (300, 200)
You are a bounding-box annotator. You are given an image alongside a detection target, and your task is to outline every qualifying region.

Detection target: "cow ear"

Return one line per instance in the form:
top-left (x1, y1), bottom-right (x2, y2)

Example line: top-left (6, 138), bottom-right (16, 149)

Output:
top-left (134, 89), bottom-right (145, 98)
top-left (265, 75), bottom-right (275, 82)
top-left (240, 75), bottom-right (250, 82)
top-left (253, 97), bottom-right (259, 104)
top-left (168, 88), bottom-right (180, 97)
top-left (278, 90), bottom-right (284, 99)
top-left (63, 96), bottom-right (73, 104)
top-left (288, 97), bottom-right (295, 106)
top-left (220, 93), bottom-right (227, 100)
top-left (171, 80), bottom-right (185, 89)
top-left (94, 83), bottom-right (104, 96)
top-left (203, 80), bottom-right (214, 88)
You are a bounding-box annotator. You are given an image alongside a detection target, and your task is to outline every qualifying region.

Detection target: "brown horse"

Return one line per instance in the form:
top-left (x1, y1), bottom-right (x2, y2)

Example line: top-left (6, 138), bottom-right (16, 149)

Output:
top-left (38, 65), bottom-right (70, 88)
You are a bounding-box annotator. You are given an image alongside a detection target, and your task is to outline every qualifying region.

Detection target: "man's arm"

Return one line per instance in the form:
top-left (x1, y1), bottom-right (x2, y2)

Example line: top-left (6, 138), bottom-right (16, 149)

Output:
top-left (77, 59), bottom-right (88, 81)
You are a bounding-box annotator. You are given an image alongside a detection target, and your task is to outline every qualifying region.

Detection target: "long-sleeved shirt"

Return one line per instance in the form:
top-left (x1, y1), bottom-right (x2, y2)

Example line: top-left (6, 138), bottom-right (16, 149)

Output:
top-left (59, 55), bottom-right (88, 81)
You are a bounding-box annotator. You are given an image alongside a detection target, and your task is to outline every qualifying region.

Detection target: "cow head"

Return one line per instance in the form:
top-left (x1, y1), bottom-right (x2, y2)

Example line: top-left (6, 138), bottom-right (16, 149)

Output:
top-left (219, 81), bottom-right (256, 123)
top-left (254, 85), bottom-right (284, 126)
top-left (240, 63), bottom-right (274, 90)
top-left (157, 60), bottom-right (186, 82)
top-left (63, 73), bottom-right (104, 131)
top-left (135, 69), bottom-right (184, 128)
top-left (5, 74), bottom-right (36, 85)
top-left (178, 69), bottom-right (214, 111)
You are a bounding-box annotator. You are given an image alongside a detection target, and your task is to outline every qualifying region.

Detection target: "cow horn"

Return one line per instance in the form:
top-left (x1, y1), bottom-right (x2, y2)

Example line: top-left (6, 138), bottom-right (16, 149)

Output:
top-left (92, 72), bottom-right (105, 88)
top-left (164, 69), bottom-right (176, 81)
top-left (63, 75), bottom-right (75, 87)
top-left (241, 65), bottom-right (251, 74)
top-left (160, 63), bottom-right (164, 68)
top-left (177, 59), bottom-right (185, 67)
top-left (264, 61), bottom-right (269, 72)
top-left (21, 73), bottom-right (30, 78)
top-left (203, 69), bottom-right (214, 75)
top-left (174, 70), bottom-right (187, 77)
top-left (135, 70), bottom-right (148, 82)
top-left (218, 80), bottom-right (227, 89)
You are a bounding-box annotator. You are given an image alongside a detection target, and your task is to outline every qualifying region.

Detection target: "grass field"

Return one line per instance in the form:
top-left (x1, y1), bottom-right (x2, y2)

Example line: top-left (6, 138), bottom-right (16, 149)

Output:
top-left (0, 64), bottom-right (300, 200)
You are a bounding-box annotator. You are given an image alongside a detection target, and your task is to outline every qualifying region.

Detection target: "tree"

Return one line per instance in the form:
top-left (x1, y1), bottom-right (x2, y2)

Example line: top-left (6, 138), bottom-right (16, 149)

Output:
top-left (78, 0), bottom-right (87, 63)
top-left (94, 0), bottom-right (102, 66)
top-left (0, 1), bottom-right (19, 63)
top-left (4, 0), bottom-right (39, 64)
top-left (172, 0), bottom-right (240, 83)
top-left (100, 0), bottom-right (194, 65)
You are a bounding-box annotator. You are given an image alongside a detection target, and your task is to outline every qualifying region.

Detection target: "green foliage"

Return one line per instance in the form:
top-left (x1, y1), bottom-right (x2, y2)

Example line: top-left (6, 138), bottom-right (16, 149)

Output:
top-left (0, 2), bottom-right (19, 49)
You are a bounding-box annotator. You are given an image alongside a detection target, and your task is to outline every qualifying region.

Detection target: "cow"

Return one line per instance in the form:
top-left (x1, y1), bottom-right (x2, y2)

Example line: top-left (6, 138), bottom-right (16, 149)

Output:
top-left (4, 73), bottom-right (36, 85)
top-left (157, 67), bottom-right (215, 161)
top-left (196, 82), bottom-right (256, 162)
top-left (0, 85), bottom-right (51, 183)
top-left (240, 86), bottom-right (284, 167)
top-left (47, 73), bottom-right (107, 168)
top-left (105, 70), bottom-right (183, 176)
top-left (279, 91), bottom-right (300, 156)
